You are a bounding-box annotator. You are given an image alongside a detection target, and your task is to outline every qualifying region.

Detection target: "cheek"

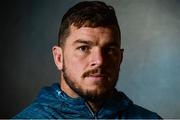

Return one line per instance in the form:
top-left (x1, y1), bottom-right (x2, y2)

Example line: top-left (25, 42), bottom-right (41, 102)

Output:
top-left (64, 54), bottom-right (86, 77)
top-left (109, 56), bottom-right (121, 68)
top-left (107, 58), bottom-right (121, 78)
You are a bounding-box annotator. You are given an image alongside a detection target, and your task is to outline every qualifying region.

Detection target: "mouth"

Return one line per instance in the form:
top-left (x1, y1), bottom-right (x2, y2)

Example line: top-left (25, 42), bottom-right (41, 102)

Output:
top-left (86, 74), bottom-right (106, 81)
top-left (89, 73), bottom-right (105, 77)
top-left (83, 68), bottom-right (109, 82)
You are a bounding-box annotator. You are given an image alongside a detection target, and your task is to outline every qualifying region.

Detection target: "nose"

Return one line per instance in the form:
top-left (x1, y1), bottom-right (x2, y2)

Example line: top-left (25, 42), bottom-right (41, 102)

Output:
top-left (90, 48), bottom-right (104, 67)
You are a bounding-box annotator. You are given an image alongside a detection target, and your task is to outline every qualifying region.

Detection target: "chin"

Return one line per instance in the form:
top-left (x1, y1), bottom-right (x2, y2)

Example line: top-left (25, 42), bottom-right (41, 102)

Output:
top-left (82, 86), bottom-right (112, 101)
top-left (85, 84), bottom-right (108, 93)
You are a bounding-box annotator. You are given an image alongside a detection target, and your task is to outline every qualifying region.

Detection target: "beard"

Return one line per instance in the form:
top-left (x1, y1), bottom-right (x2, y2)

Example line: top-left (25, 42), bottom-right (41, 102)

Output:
top-left (62, 61), bottom-right (119, 102)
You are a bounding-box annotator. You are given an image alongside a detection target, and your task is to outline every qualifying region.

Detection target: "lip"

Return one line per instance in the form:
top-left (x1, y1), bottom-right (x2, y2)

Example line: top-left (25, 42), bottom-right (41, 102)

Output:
top-left (86, 74), bottom-right (106, 81)
top-left (90, 74), bottom-right (105, 77)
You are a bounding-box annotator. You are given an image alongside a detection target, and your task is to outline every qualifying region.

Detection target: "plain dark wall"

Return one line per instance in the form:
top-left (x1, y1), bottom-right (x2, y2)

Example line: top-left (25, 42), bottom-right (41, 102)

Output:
top-left (1, 0), bottom-right (180, 118)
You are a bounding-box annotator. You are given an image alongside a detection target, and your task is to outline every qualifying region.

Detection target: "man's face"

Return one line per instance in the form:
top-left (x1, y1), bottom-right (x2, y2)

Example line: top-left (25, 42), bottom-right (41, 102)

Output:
top-left (57, 25), bottom-right (123, 101)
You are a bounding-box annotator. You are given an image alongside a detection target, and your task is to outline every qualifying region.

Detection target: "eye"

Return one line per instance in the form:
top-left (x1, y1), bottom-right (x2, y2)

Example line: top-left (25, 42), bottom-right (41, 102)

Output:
top-left (77, 45), bottom-right (90, 53)
top-left (105, 47), bottom-right (118, 55)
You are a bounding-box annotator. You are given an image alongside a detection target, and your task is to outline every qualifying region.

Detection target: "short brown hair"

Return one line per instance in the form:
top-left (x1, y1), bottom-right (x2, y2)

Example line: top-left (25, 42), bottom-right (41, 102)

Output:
top-left (58, 1), bottom-right (120, 47)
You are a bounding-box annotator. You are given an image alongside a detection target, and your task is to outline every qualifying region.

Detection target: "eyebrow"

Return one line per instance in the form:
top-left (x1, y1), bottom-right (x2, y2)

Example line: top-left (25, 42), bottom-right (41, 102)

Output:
top-left (107, 42), bottom-right (120, 47)
top-left (73, 39), bottom-right (94, 46)
top-left (73, 39), bottom-right (120, 47)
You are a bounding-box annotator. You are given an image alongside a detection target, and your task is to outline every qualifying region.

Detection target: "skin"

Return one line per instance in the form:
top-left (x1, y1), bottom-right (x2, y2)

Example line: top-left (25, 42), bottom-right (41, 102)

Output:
top-left (52, 25), bottom-right (123, 112)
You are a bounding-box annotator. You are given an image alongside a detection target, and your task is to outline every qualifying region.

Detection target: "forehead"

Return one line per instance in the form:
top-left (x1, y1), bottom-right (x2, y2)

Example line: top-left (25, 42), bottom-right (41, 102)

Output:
top-left (66, 25), bottom-right (120, 45)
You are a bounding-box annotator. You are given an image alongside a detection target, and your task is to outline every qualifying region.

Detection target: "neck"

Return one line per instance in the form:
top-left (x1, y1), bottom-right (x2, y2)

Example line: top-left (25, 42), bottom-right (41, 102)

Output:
top-left (85, 90), bottom-right (114, 113)
top-left (60, 75), bottom-right (80, 98)
top-left (86, 101), bottom-right (103, 113)
top-left (60, 74), bottom-right (115, 112)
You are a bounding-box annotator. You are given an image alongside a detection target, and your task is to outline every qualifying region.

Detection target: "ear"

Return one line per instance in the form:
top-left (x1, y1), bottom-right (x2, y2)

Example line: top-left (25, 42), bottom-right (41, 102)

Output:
top-left (52, 45), bottom-right (63, 70)
top-left (119, 49), bottom-right (124, 64)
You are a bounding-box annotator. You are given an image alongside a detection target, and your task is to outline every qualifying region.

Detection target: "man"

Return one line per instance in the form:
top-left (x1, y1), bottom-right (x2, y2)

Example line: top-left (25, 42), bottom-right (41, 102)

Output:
top-left (14, 1), bottom-right (161, 119)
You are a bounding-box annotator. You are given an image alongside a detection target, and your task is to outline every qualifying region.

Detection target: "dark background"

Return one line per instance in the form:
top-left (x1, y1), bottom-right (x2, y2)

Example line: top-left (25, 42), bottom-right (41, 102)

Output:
top-left (1, 0), bottom-right (180, 118)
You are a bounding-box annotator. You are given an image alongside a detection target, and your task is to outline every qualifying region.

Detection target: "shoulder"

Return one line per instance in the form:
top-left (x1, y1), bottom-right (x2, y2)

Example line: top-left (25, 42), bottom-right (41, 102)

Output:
top-left (114, 90), bottom-right (162, 119)
top-left (13, 102), bottom-right (53, 119)
top-left (13, 83), bottom-right (62, 119)
top-left (122, 104), bottom-right (162, 119)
